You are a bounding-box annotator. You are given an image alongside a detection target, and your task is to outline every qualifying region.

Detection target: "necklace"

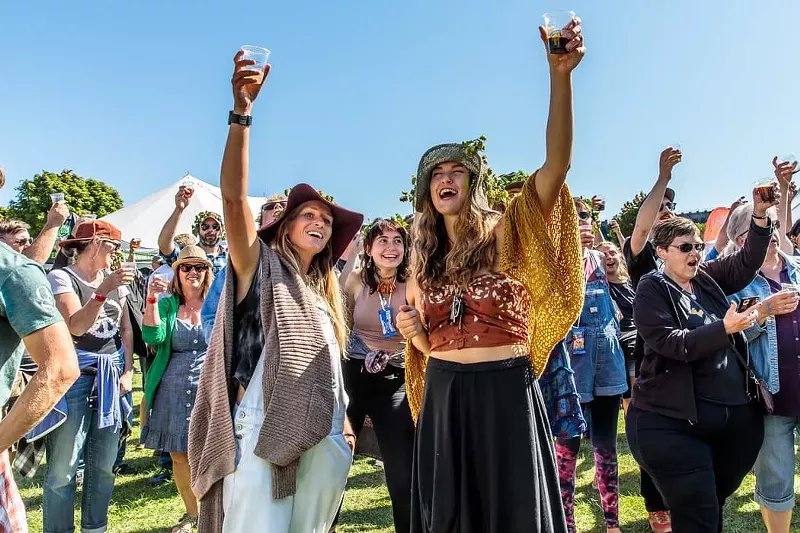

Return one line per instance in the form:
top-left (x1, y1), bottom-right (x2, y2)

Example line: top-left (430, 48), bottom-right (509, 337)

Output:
top-left (376, 272), bottom-right (396, 296)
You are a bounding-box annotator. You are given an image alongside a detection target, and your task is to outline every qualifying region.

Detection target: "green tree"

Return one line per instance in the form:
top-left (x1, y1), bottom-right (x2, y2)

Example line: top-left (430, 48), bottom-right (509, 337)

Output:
top-left (6, 169), bottom-right (123, 234)
top-left (613, 191), bottom-right (648, 239)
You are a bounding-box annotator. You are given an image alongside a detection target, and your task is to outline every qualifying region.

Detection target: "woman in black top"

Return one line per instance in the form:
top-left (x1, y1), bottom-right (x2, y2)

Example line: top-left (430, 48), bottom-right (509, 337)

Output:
top-left (627, 185), bottom-right (776, 532)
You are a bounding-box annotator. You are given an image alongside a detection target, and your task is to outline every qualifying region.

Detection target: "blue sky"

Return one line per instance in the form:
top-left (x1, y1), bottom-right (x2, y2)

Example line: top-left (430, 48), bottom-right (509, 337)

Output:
top-left (2, 1), bottom-right (798, 222)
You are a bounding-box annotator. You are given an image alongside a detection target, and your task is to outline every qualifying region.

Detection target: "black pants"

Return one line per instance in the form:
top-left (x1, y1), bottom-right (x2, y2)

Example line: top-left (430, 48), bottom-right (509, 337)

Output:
top-left (632, 335), bottom-right (668, 512)
top-left (626, 401), bottom-right (764, 532)
top-left (557, 394), bottom-right (620, 451)
top-left (342, 358), bottom-right (415, 533)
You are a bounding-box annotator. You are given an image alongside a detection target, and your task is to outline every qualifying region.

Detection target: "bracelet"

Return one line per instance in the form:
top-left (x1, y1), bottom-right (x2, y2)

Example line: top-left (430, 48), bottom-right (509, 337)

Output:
top-left (752, 213), bottom-right (767, 220)
top-left (91, 293), bottom-right (107, 303)
top-left (146, 297), bottom-right (158, 304)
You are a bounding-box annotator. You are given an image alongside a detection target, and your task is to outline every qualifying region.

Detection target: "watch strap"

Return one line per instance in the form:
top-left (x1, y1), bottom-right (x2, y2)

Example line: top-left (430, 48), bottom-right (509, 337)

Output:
top-left (228, 111), bottom-right (253, 126)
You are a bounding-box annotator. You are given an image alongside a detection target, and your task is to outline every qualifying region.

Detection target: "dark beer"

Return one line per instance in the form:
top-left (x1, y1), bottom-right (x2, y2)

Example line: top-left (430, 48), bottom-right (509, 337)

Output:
top-left (547, 31), bottom-right (569, 54)
top-left (757, 185), bottom-right (776, 203)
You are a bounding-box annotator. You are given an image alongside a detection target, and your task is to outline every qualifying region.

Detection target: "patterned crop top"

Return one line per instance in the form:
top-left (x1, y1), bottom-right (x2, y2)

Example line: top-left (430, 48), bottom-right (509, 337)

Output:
top-left (421, 273), bottom-right (530, 352)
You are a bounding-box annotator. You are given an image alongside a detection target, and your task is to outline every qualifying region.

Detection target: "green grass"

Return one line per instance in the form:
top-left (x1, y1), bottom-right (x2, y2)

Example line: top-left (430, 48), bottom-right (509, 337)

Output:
top-left (17, 374), bottom-right (800, 532)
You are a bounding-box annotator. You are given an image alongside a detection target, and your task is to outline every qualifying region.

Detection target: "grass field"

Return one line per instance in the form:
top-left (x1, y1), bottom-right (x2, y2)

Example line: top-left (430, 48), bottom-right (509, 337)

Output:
top-left (17, 374), bottom-right (800, 532)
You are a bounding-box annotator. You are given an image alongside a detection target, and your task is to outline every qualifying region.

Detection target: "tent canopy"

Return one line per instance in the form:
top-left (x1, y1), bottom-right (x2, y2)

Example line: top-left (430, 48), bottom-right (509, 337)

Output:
top-left (101, 175), bottom-right (268, 252)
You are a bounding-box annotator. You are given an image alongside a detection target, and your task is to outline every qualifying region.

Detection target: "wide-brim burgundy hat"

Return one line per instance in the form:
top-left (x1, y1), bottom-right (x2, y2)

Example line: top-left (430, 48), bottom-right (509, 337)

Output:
top-left (257, 183), bottom-right (364, 265)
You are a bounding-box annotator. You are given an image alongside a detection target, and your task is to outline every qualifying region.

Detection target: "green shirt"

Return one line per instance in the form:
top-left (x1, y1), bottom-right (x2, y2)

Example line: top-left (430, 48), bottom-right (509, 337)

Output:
top-left (141, 294), bottom-right (179, 409)
top-left (0, 244), bottom-right (63, 407)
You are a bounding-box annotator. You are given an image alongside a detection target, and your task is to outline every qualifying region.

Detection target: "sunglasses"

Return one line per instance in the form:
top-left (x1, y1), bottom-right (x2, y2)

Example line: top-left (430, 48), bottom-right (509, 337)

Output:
top-left (661, 201), bottom-right (676, 212)
top-left (12, 238), bottom-right (31, 246)
top-left (179, 264), bottom-right (209, 273)
top-left (262, 201), bottom-right (287, 212)
top-left (102, 239), bottom-right (121, 252)
top-left (577, 211), bottom-right (592, 220)
top-left (670, 242), bottom-right (706, 253)
top-left (200, 223), bottom-right (221, 231)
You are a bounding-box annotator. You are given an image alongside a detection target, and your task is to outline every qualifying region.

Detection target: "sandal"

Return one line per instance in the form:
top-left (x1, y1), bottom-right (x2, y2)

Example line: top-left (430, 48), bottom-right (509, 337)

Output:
top-left (171, 514), bottom-right (198, 533)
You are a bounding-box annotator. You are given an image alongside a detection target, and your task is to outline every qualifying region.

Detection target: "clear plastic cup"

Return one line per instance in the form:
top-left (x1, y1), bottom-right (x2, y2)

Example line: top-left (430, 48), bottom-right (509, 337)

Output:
top-left (542, 12), bottom-right (576, 54)
top-left (51, 192), bottom-right (65, 204)
top-left (670, 143), bottom-right (682, 152)
top-left (241, 45), bottom-right (271, 83)
top-left (755, 177), bottom-right (778, 203)
top-left (781, 283), bottom-right (799, 293)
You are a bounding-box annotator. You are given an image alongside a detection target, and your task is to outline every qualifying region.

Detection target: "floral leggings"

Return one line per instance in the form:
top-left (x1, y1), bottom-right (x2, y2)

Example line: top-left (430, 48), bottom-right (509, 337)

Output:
top-left (555, 394), bottom-right (621, 532)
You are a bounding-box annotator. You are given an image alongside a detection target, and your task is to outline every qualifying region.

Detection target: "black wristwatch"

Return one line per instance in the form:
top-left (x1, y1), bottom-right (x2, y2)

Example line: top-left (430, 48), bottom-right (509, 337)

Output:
top-left (228, 111), bottom-right (253, 127)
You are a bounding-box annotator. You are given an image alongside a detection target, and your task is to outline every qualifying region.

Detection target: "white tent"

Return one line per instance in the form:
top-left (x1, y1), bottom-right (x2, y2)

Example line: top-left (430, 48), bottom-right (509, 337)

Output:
top-left (101, 174), bottom-right (268, 251)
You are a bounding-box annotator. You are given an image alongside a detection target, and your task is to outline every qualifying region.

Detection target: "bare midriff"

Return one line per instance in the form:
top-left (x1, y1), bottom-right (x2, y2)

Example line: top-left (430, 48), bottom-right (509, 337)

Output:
top-left (430, 343), bottom-right (529, 363)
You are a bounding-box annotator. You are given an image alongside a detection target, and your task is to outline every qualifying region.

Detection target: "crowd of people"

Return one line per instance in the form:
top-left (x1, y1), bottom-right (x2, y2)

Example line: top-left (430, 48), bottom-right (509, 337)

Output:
top-left (0, 15), bottom-right (798, 533)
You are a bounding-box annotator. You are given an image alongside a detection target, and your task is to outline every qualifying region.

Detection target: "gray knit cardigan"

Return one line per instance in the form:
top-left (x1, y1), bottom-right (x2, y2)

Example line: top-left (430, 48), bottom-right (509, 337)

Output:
top-left (188, 241), bottom-right (334, 532)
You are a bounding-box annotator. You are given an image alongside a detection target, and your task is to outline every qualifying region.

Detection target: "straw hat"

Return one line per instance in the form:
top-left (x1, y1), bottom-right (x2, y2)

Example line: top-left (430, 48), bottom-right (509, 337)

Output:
top-left (171, 245), bottom-right (213, 272)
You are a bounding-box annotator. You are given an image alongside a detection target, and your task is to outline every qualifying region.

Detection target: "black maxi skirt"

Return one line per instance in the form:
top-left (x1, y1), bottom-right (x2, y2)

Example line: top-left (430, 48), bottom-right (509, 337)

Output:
top-left (411, 356), bottom-right (568, 533)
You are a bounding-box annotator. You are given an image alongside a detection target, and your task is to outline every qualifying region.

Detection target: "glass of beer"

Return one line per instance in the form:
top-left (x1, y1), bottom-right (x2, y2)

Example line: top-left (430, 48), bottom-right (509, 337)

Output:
top-left (755, 177), bottom-right (778, 203)
top-left (543, 11), bottom-right (576, 54)
top-left (183, 179), bottom-right (196, 198)
top-left (241, 45), bottom-right (271, 84)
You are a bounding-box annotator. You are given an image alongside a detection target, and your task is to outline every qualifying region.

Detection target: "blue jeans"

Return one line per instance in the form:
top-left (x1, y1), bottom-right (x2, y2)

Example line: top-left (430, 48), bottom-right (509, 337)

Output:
top-left (754, 415), bottom-right (800, 512)
top-left (44, 374), bottom-right (121, 533)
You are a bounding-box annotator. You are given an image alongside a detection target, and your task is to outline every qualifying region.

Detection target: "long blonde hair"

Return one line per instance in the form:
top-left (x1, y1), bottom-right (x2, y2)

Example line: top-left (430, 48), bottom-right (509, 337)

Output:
top-left (413, 172), bottom-right (500, 290)
top-left (270, 207), bottom-right (349, 353)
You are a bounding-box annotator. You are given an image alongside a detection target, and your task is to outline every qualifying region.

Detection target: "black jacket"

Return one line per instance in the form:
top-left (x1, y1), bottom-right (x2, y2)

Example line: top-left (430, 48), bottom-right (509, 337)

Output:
top-left (632, 220), bottom-right (772, 422)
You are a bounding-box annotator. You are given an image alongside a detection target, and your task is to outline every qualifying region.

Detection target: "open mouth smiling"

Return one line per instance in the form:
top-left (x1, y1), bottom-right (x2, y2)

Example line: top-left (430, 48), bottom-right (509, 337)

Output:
top-left (438, 188), bottom-right (457, 200)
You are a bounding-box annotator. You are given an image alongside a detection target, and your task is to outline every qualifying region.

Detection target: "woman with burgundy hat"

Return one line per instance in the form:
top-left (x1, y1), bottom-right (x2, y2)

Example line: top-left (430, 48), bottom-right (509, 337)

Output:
top-left (188, 50), bottom-right (364, 532)
top-left (395, 17), bottom-right (585, 533)
top-left (43, 219), bottom-right (136, 533)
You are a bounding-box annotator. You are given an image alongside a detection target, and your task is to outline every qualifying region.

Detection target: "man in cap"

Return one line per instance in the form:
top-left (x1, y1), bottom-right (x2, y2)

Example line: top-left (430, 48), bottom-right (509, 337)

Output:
top-left (157, 184), bottom-right (227, 275)
top-left (200, 193), bottom-right (286, 343)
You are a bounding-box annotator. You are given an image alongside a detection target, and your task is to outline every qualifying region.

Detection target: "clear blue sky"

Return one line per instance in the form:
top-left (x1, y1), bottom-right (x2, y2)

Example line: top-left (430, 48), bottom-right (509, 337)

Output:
top-left (2, 0), bottom-right (798, 221)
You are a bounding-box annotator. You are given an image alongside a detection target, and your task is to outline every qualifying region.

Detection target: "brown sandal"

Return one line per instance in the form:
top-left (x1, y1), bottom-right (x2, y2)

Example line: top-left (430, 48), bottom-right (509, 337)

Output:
top-left (171, 514), bottom-right (198, 533)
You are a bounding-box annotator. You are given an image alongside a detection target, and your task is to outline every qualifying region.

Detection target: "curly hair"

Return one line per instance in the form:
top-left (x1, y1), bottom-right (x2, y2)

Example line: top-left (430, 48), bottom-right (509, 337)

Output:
top-left (359, 219), bottom-right (411, 294)
top-left (413, 169), bottom-right (500, 291)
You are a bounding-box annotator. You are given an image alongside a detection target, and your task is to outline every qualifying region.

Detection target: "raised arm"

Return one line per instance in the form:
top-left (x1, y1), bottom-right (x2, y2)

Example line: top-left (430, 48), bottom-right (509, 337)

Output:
top-left (773, 156), bottom-right (797, 255)
top-left (704, 185), bottom-right (776, 295)
top-left (158, 187), bottom-right (191, 257)
top-left (221, 51), bottom-right (269, 303)
top-left (24, 202), bottom-right (69, 265)
top-left (629, 148), bottom-right (681, 257)
top-left (609, 218), bottom-right (626, 245)
top-left (533, 19), bottom-right (585, 220)
top-left (713, 197), bottom-right (746, 254)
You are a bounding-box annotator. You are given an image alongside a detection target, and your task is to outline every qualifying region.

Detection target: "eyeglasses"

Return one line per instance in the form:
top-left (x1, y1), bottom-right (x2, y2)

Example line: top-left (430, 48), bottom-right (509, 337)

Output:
top-left (262, 201), bottom-right (287, 212)
top-left (661, 201), bottom-right (676, 212)
top-left (670, 242), bottom-right (705, 253)
top-left (577, 211), bottom-right (592, 220)
top-left (200, 223), bottom-right (221, 231)
top-left (179, 264), bottom-right (209, 273)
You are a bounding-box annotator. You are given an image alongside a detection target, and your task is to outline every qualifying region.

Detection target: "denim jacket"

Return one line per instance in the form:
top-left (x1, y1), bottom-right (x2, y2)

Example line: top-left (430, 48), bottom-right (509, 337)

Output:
top-left (730, 252), bottom-right (800, 394)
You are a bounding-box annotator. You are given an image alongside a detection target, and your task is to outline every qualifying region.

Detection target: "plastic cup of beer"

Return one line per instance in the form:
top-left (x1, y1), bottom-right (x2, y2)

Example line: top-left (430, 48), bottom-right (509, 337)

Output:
top-left (183, 179), bottom-right (196, 198)
top-left (51, 192), bottom-right (65, 204)
top-left (543, 11), bottom-right (576, 55)
top-left (755, 177), bottom-right (778, 203)
top-left (241, 45), bottom-right (271, 83)
top-left (121, 261), bottom-right (136, 272)
top-left (781, 283), bottom-right (799, 294)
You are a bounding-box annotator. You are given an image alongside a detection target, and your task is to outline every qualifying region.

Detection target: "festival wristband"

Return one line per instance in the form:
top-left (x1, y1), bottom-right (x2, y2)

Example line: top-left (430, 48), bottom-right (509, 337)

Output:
top-left (91, 293), bottom-right (107, 303)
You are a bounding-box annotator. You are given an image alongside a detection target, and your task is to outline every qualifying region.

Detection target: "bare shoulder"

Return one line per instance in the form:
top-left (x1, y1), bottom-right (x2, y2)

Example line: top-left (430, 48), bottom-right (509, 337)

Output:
top-left (493, 216), bottom-right (506, 254)
top-left (344, 269), bottom-right (364, 299)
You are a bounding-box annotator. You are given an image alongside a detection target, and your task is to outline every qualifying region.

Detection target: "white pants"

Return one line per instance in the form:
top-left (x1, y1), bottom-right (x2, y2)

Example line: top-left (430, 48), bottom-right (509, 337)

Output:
top-left (221, 350), bottom-right (352, 532)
